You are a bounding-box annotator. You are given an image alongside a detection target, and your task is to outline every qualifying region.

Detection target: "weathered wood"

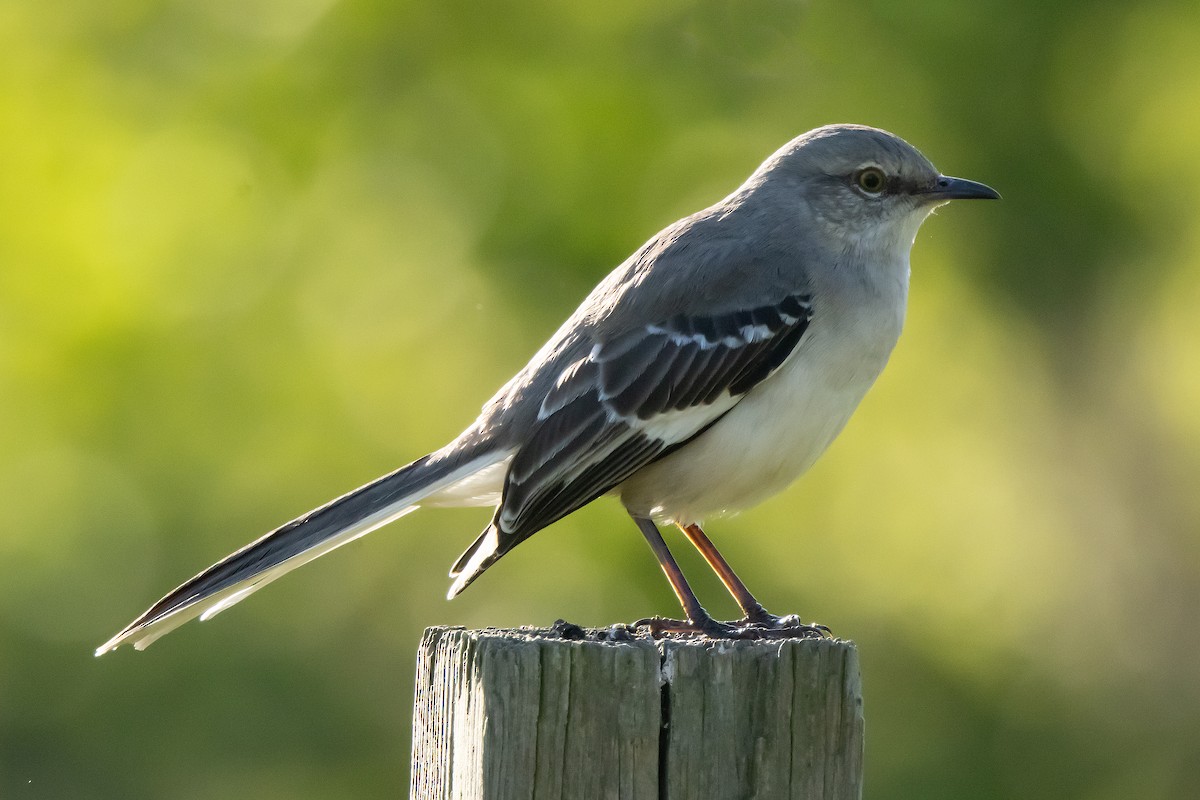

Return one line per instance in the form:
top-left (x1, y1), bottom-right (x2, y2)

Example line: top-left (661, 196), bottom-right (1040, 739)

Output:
top-left (410, 626), bottom-right (662, 800)
top-left (659, 638), bottom-right (863, 799)
top-left (410, 626), bottom-right (863, 800)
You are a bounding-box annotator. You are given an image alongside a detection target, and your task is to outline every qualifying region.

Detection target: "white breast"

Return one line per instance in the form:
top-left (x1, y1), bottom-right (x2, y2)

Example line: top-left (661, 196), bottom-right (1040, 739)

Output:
top-left (619, 263), bottom-right (908, 524)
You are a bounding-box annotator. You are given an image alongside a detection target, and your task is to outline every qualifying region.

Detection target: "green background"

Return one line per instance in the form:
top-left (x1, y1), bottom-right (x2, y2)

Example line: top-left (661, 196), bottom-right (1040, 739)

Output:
top-left (3, 1), bottom-right (1198, 797)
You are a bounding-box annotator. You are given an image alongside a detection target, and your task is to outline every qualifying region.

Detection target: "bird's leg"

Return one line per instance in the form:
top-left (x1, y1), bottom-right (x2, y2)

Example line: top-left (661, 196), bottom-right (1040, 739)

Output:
top-left (676, 522), bottom-right (773, 623)
top-left (629, 516), bottom-right (739, 637)
top-left (676, 522), bottom-right (826, 634)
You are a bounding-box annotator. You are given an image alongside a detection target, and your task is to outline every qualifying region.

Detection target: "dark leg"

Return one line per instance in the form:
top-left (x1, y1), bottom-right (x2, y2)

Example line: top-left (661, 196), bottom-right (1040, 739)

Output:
top-left (676, 522), bottom-right (774, 622)
top-left (677, 522), bottom-right (825, 634)
top-left (629, 515), bottom-right (738, 637)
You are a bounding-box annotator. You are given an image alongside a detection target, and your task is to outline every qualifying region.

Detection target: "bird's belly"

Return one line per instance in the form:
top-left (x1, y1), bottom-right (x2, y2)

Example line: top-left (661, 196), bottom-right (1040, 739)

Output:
top-left (619, 312), bottom-right (900, 523)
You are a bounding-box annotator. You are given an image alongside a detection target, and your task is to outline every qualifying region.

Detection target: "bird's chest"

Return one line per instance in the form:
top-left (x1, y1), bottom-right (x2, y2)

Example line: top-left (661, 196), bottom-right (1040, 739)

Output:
top-left (621, 266), bottom-right (908, 522)
top-left (734, 280), bottom-right (906, 468)
top-left (791, 274), bottom-right (908, 398)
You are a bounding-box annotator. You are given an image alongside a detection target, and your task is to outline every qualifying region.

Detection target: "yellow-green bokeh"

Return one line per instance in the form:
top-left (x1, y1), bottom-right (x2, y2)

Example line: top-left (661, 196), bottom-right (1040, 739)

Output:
top-left (3, 2), bottom-right (1198, 798)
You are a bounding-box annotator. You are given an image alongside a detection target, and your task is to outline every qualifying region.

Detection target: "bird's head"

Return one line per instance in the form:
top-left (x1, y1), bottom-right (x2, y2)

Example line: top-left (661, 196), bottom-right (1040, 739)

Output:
top-left (750, 124), bottom-right (999, 254)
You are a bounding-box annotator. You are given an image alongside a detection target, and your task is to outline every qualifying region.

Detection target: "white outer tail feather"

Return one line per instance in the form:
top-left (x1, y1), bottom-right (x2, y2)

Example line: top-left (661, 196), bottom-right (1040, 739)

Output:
top-left (95, 504), bottom-right (420, 654)
top-left (96, 450), bottom-right (512, 655)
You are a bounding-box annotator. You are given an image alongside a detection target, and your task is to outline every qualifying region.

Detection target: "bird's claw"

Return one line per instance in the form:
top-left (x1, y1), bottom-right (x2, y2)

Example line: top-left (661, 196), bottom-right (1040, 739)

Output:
top-left (739, 610), bottom-right (832, 637)
top-left (632, 613), bottom-right (831, 640)
top-left (632, 615), bottom-right (742, 638)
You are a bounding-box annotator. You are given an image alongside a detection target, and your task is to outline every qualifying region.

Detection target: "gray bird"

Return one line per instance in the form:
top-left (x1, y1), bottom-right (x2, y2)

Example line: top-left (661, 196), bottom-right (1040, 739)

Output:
top-left (97, 124), bottom-right (999, 654)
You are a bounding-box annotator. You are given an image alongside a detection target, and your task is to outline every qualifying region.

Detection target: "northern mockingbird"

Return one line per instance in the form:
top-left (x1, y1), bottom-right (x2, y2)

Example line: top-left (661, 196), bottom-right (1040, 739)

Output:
top-left (97, 124), bottom-right (998, 654)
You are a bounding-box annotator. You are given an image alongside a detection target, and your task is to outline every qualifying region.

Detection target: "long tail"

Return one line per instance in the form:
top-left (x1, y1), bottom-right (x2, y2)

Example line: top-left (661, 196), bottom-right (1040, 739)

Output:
top-left (96, 445), bottom-right (507, 654)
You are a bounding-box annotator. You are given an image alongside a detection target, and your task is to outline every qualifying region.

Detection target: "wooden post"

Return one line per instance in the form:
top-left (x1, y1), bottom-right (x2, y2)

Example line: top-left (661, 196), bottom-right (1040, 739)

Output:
top-left (410, 626), bottom-right (863, 799)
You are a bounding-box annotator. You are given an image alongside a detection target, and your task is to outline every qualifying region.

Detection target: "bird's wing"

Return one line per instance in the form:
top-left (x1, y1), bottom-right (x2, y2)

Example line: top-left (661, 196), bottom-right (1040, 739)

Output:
top-left (447, 291), bottom-right (812, 592)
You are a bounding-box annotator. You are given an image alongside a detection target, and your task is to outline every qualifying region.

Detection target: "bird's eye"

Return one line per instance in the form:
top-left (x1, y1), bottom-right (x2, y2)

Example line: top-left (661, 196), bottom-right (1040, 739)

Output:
top-left (854, 167), bottom-right (887, 195)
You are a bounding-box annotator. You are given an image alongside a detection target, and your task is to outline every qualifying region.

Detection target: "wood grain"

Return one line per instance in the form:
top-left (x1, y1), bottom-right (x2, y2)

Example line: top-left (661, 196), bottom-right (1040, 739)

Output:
top-left (410, 626), bottom-right (862, 799)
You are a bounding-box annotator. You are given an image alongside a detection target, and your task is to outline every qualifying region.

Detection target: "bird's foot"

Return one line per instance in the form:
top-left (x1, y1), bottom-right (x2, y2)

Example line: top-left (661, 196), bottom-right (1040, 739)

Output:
top-left (632, 609), bottom-right (828, 640)
top-left (738, 605), bottom-right (832, 638)
top-left (632, 613), bottom-right (743, 639)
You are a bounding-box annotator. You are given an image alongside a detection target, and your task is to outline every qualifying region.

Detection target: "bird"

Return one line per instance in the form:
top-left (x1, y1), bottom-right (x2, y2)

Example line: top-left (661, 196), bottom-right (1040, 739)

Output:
top-left (96, 124), bottom-right (999, 654)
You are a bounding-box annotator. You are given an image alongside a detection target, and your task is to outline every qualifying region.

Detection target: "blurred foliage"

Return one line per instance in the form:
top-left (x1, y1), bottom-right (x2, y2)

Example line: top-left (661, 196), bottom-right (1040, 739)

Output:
top-left (2, 0), bottom-right (1199, 797)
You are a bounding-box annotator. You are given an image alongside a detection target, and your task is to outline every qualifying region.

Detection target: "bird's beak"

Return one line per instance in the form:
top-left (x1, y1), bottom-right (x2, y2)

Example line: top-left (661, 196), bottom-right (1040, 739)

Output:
top-left (923, 175), bottom-right (1001, 201)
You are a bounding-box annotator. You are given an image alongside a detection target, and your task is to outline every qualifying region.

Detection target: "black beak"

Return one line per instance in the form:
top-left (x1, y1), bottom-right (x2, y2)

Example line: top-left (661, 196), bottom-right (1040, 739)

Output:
top-left (924, 175), bottom-right (1001, 201)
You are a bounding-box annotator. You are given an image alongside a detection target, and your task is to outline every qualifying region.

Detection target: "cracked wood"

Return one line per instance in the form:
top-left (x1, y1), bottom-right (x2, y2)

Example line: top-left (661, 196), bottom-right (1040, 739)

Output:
top-left (410, 626), bottom-right (863, 799)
